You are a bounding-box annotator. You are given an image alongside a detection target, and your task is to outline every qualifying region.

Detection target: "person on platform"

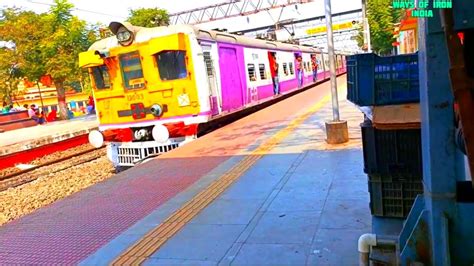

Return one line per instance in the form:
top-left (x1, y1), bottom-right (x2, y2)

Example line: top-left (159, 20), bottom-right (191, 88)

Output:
top-left (311, 55), bottom-right (318, 82)
top-left (47, 109), bottom-right (57, 122)
top-left (87, 95), bottom-right (95, 114)
top-left (10, 104), bottom-right (27, 112)
top-left (28, 104), bottom-right (45, 124)
top-left (270, 54), bottom-right (280, 96)
top-left (296, 55), bottom-right (303, 88)
top-left (28, 104), bottom-right (36, 118)
top-left (67, 108), bottom-right (74, 120)
top-left (38, 110), bottom-right (47, 124)
top-left (1, 102), bottom-right (11, 113)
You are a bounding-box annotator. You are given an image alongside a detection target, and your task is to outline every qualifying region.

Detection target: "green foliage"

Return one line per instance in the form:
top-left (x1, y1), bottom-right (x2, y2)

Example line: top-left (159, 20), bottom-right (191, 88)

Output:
top-left (0, 7), bottom-right (42, 100)
top-left (354, 23), bottom-right (365, 50)
top-left (43, 0), bottom-right (97, 83)
top-left (126, 8), bottom-right (169, 27)
top-left (0, 48), bottom-right (21, 102)
top-left (0, 1), bottom-right (99, 118)
top-left (359, 0), bottom-right (403, 55)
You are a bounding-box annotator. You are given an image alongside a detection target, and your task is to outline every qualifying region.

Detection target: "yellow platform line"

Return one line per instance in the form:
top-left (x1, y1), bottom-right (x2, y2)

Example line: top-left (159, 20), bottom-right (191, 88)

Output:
top-left (112, 94), bottom-right (331, 265)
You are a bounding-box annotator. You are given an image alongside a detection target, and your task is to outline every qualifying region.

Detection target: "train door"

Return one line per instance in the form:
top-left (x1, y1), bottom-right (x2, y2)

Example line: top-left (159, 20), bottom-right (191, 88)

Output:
top-left (320, 53), bottom-right (326, 79)
top-left (294, 52), bottom-right (303, 87)
top-left (266, 51), bottom-right (277, 100)
top-left (323, 53), bottom-right (330, 78)
top-left (218, 46), bottom-right (244, 111)
top-left (316, 53), bottom-right (324, 80)
top-left (337, 55), bottom-right (342, 73)
top-left (201, 44), bottom-right (221, 116)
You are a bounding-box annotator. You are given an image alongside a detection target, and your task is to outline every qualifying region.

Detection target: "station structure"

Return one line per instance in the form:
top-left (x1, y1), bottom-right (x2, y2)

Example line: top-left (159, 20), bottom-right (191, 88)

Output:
top-left (0, 0), bottom-right (473, 265)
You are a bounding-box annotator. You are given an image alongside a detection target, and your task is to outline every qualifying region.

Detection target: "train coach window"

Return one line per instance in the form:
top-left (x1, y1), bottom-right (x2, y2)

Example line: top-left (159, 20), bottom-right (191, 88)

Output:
top-left (282, 63), bottom-right (288, 76)
top-left (289, 62), bottom-right (294, 75)
top-left (91, 65), bottom-right (110, 90)
top-left (259, 64), bottom-right (267, 80)
top-left (247, 64), bottom-right (256, 81)
top-left (156, 51), bottom-right (187, 81)
top-left (119, 51), bottom-right (145, 89)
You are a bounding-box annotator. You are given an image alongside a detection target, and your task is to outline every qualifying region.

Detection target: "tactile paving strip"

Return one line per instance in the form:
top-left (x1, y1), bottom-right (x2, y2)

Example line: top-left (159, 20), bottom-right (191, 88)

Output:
top-left (112, 94), bottom-right (331, 265)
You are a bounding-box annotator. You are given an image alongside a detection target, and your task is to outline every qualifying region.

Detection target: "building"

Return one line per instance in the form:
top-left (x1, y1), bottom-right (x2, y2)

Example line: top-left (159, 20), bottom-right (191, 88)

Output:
top-left (394, 9), bottom-right (418, 54)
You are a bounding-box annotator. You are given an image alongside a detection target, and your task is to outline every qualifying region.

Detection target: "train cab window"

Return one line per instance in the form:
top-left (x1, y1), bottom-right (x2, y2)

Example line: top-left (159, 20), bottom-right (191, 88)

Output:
top-left (156, 50), bottom-right (188, 81)
top-left (91, 65), bottom-right (110, 90)
top-left (259, 64), bottom-right (267, 80)
top-left (247, 64), bottom-right (256, 81)
top-left (283, 63), bottom-right (288, 76)
top-left (289, 62), bottom-right (294, 75)
top-left (203, 52), bottom-right (214, 77)
top-left (119, 51), bottom-right (145, 89)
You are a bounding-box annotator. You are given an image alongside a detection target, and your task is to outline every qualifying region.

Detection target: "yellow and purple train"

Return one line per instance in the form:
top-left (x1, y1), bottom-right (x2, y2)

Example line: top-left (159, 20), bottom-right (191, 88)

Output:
top-left (79, 22), bottom-right (346, 168)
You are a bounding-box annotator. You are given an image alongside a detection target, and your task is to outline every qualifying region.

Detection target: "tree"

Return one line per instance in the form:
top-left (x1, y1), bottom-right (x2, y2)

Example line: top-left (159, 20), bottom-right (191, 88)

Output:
top-left (357, 0), bottom-right (402, 55)
top-left (0, 2), bottom-right (98, 119)
top-left (0, 8), bottom-right (41, 104)
top-left (0, 48), bottom-right (21, 104)
top-left (126, 8), bottom-right (169, 27)
top-left (40, 0), bottom-right (98, 119)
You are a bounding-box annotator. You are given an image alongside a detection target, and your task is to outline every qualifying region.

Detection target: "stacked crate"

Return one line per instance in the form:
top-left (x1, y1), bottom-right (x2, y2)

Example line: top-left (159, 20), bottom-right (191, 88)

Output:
top-left (347, 53), bottom-right (423, 218)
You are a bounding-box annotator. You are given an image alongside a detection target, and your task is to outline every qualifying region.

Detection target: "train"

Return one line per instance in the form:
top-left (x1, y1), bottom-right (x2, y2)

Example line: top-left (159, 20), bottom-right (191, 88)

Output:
top-left (79, 21), bottom-right (347, 169)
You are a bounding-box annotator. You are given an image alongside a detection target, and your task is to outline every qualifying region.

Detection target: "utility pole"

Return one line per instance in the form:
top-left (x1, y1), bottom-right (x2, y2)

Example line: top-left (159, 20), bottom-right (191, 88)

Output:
top-left (324, 0), bottom-right (349, 144)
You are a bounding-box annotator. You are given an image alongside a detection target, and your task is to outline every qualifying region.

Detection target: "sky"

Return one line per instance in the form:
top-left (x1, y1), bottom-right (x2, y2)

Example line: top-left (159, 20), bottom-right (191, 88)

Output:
top-left (1, 0), bottom-right (237, 25)
top-left (1, 0), bottom-right (361, 27)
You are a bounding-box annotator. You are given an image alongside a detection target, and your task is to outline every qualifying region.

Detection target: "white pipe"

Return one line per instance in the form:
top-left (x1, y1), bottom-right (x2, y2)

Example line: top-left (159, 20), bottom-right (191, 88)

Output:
top-left (358, 233), bottom-right (377, 266)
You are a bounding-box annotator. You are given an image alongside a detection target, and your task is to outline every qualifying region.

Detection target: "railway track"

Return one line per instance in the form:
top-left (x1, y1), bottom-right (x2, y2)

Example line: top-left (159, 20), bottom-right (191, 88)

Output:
top-left (0, 147), bottom-right (106, 192)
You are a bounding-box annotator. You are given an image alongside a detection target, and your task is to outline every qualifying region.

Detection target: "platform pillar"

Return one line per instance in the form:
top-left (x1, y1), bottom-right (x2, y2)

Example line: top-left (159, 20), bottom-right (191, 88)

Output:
top-left (324, 0), bottom-right (349, 144)
top-left (325, 120), bottom-right (349, 144)
top-left (398, 1), bottom-right (474, 265)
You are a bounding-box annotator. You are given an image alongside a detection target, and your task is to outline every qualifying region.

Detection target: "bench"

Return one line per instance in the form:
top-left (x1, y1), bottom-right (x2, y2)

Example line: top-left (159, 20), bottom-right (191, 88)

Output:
top-left (0, 111), bottom-right (37, 132)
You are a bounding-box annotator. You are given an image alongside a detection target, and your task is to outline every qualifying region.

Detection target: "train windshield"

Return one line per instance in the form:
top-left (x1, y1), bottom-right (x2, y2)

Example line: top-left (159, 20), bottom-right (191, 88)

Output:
top-left (119, 51), bottom-right (145, 90)
top-left (155, 51), bottom-right (187, 81)
top-left (91, 65), bottom-right (110, 90)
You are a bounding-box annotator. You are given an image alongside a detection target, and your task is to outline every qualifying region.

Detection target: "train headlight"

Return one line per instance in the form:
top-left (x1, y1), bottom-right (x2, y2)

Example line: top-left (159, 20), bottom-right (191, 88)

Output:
top-left (89, 130), bottom-right (104, 148)
top-left (109, 22), bottom-right (135, 46)
top-left (117, 30), bottom-right (131, 42)
top-left (152, 124), bottom-right (169, 143)
top-left (150, 104), bottom-right (163, 117)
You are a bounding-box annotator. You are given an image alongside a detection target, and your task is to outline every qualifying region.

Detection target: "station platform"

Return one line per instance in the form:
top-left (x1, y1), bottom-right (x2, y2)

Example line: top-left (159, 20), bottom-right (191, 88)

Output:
top-left (0, 75), bottom-right (372, 265)
top-left (0, 115), bottom-right (98, 156)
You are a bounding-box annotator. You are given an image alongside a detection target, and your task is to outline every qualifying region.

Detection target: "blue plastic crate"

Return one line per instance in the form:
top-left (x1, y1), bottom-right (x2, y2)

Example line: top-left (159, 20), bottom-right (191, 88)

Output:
top-left (347, 53), bottom-right (419, 106)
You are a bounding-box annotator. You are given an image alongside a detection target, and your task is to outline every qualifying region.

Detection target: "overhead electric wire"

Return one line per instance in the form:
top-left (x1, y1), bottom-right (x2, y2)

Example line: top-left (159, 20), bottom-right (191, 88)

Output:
top-left (20, 0), bottom-right (125, 19)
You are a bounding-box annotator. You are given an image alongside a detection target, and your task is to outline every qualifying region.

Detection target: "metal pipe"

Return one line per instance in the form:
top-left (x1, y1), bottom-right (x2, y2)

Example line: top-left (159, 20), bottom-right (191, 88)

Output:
top-left (358, 234), bottom-right (398, 266)
top-left (324, 0), bottom-right (340, 121)
top-left (358, 233), bottom-right (377, 266)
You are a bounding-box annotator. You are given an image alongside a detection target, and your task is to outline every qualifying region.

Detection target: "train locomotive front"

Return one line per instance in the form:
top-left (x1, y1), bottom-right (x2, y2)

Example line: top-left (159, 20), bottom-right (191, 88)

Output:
top-left (79, 22), bottom-right (211, 168)
top-left (79, 21), bottom-right (346, 169)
